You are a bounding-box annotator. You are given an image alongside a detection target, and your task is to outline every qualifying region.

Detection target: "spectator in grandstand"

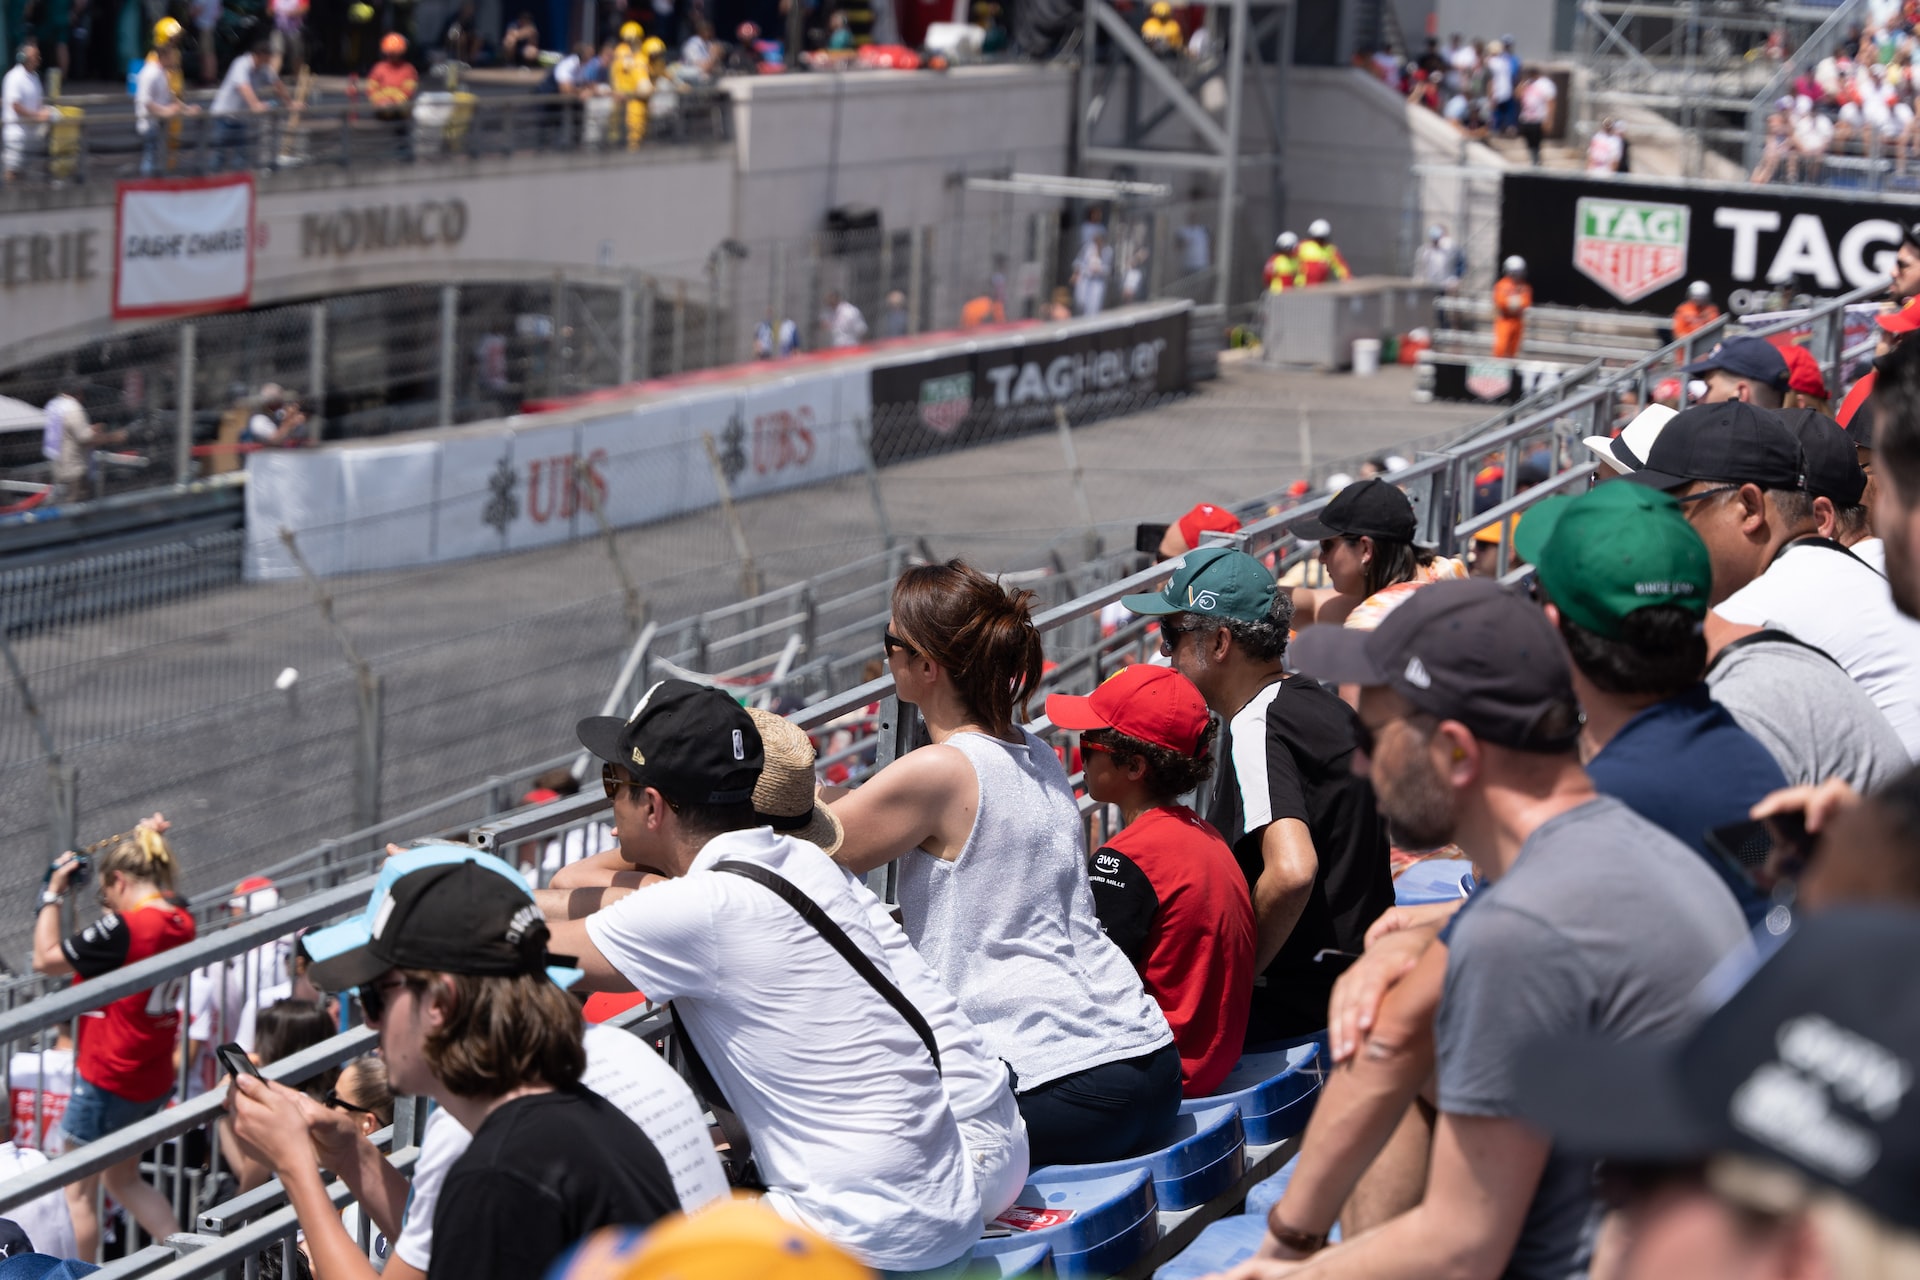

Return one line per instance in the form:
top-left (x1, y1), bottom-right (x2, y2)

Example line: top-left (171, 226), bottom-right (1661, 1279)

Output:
top-left (1780, 343), bottom-right (1832, 414)
top-left (1288, 478), bottom-right (1467, 632)
top-left (1516, 65), bottom-right (1555, 165)
top-left (31, 817), bottom-right (191, 1260)
top-left (1629, 400), bottom-right (1920, 758)
top-left (1124, 549), bottom-right (1393, 1046)
top-left (881, 289), bottom-right (910, 337)
top-left (1670, 280), bottom-right (1721, 341)
top-left (1233, 581), bottom-right (1749, 1280)
top-left (1073, 232), bottom-right (1111, 316)
top-left (502, 12), bottom-right (542, 66)
top-left (0, 1139), bottom-right (77, 1260)
top-left (1750, 108), bottom-right (1794, 182)
top-left (45, 382), bottom-right (124, 504)
top-left (517, 765), bottom-right (615, 882)
top-left (1682, 336), bottom-right (1788, 408)
top-left (211, 36), bottom-right (274, 172)
top-left (223, 998), bottom-right (341, 1192)
top-left (541, 684), bottom-right (982, 1270)
top-left (1585, 116), bottom-right (1623, 172)
top-left (328, 1055), bottom-right (393, 1135)
top-left (185, 877), bottom-right (293, 1096)
top-left (554, 1202), bottom-right (868, 1280)
top-left (1868, 336), bottom-right (1920, 620)
top-left (1412, 224), bottom-right (1461, 290)
top-left (821, 570), bottom-right (1177, 1167)
top-left (1046, 666), bottom-right (1255, 1097)
top-left (820, 290), bottom-right (867, 347)
top-left (1047, 286), bottom-right (1073, 320)
top-left (135, 28), bottom-right (197, 178)
top-left (1515, 482), bottom-right (1780, 922)
top-left (1514, 909), bottom-right (1920, 1280)
top-left (1, 38), bottom-right (48, 183)
top-left (1157, 499), bottom-right (1242, 559)
top-left (1490, 255), bottom-right (1530, 358)
top-left (233, 852), bottom-right (681, 1280)
top-left (437, 2), bottom-right (481, 63)
top-left (242, 385), bottom-right (307, 446)
top-left (1466, 514), bottom-right (1518, 578)
top-left (1889, 223), bottom-right (1920, 304)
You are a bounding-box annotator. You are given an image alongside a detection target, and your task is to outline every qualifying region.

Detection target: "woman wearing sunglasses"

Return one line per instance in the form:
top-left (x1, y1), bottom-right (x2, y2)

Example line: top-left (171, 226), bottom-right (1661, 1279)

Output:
top-left (826, 560), bottom-right (1179, 1168)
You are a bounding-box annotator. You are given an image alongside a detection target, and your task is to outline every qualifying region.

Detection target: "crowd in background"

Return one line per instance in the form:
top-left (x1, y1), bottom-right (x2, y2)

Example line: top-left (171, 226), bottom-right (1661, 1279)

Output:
top-left (1752, 11), bottom-right (1920, 185)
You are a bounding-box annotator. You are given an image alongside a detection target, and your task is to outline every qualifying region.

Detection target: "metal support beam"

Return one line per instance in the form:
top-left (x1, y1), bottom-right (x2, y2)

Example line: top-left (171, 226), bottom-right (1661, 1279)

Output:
top-left (1090, 1), bottom-right (1229, 153)
top-left (1216, 0), bottom-right (1249, 308)
top-left (173, 324), bottom-right (196, 487)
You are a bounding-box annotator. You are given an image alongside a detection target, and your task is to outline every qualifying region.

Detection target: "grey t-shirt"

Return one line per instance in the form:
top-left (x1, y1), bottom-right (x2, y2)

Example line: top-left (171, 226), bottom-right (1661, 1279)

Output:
top-left (1705, 630), bottom-right (1912, 792)
top-left (1437, 796), bottom-right (1750, 1280)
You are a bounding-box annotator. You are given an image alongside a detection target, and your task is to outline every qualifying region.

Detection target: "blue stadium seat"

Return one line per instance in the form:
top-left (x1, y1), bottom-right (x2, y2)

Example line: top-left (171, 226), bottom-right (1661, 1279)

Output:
top-left (1035, 1100), bottom-right (1246, 1212)
top-left (1051, 1197), bottom-right (1161, 1279)
top-left (969, 1236), bottom-right (1052, 1277)
top-left (1149, 1213), bottom-right (1270, 1280)
top-left (990, 1165), bottom-right (1158, 1260)
top-left (1393, 857), bottom-right (1476, 906)
top-left (1243, 1151), bottom-right (1300, 1222)
top-left (1183, 1039), bottom-right (1325, 1146)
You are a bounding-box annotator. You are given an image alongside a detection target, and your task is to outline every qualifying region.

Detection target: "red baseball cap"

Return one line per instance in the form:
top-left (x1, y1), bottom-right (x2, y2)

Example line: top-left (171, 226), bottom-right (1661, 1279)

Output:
top-left (1044, 665), bottom-right (1211, 756)
top-left (1177, 501), bottom-right (1242, 549)
top-left (1878, 297), bottom-right (1920, 334)
top-left (1780, 342), bottom-right (1829, 399)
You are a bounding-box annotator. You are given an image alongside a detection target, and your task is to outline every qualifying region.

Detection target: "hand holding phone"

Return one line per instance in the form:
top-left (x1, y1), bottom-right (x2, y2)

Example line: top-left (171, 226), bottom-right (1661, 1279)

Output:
top-left (216, 1042), bottom-right (262, 1081)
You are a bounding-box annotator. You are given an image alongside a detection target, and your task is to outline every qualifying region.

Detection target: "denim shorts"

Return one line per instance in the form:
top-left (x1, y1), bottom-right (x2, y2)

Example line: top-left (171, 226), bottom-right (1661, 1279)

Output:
top-left (58, 1076), bottom-right (171, 1149)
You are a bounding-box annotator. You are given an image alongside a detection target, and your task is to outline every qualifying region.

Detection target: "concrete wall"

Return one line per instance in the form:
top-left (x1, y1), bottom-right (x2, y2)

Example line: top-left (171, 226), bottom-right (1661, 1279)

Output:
top-left (1434, 0), bottom-right (1556, 60)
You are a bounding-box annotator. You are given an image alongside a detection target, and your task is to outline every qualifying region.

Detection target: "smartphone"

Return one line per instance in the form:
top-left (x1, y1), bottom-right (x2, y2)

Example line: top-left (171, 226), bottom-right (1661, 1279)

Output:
top-left (1134, 522), bottom-right (1169, 556)
top-left (1704, 813), bottom-right (1815, 893)
top-left (216, 1042), bottom-right (261, 1081)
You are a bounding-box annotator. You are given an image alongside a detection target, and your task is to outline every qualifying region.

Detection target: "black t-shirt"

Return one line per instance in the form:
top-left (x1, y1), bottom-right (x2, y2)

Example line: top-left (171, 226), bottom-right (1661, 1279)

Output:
top-left (428, 1088), bottom-right (678, 1280)
top-left (1206, 674), bottom-right (1393, 1043)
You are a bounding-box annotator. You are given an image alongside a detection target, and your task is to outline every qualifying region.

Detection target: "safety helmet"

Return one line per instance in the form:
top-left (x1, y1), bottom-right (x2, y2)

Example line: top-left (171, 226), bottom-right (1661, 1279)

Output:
top-left (380, 32), bottom-right (407, 55)
top-left (641, 35), bottom-right (665, 56)
top-left (1687, 280), bottom-right (1711, 301)
top-left (546, 1205), bottom-right (873, 1280)
top-left (738, 21), bottom-right (759, 38)
top-left (153, 16), bottom-right (183, 45)
top-left (1503, 255), bottom-right (1527, 276)
top-left (1150, 1), bottom-right (1171, 14)
top-left (620, 20), bottom-right (642, 40)
top-left (348, 3), bottom-right (375, 22)
top-left (1426, 223), bottom-right (1444, 241)
top-left (1307, 218), bottom-right (1331, 239)
top-left (1275, 232), bottom-right (1299, 252)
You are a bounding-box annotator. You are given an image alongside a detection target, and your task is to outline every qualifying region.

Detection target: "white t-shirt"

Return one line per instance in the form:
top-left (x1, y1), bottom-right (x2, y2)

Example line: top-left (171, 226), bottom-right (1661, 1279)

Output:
top-left (1488, 56), bottom-right (1513, 101)
top-left (0, 1143), bottom-right (77, 1259)
top-left (1587, 130), bottom-right (1623, 172)
top-left (584, 827), bottom-right (978, 1271)
top-left (1519, 76), bottom-right (1556, 124)
top-left (2, 65), bottom-right (45, 150)
top-left (826, 301), bottom-right (868, 348)
top-left (185, 941), bottom-right (294, 1097)
top-left (554, 53), bottom-right (583, 90)
top-left (211, 54), bottom-right (257, 115)
top-left (135, 57), bottom-right (175, 134)
top-left (1715, 540), bottom-right (1920, 759)
top-left (392, 1024), bottom-right (725, 1270)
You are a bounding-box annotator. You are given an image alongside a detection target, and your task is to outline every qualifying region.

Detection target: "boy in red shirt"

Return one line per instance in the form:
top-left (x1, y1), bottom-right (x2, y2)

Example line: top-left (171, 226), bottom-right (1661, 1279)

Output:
top-left (1047, 666), bottom-right (1256, 1096)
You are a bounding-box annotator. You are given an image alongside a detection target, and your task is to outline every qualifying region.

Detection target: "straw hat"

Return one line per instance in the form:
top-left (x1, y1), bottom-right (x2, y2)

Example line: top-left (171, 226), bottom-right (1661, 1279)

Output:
top-left (746, 707), bottom-right (843, 855)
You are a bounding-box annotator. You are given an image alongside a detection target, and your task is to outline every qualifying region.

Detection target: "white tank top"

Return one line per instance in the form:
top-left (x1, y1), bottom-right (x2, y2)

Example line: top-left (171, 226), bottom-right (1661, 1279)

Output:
top-left (897, 729), bottom-right (1172, 1090)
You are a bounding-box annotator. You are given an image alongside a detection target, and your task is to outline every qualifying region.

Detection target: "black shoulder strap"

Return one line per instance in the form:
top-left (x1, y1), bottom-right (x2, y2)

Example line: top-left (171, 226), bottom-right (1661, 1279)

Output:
top-left (710, 860), bottom-right (941, 1074)
top-left (1707, 627), bottom-right (1847, 677)
top-left (666, 1002), bottom-right (760, 1188)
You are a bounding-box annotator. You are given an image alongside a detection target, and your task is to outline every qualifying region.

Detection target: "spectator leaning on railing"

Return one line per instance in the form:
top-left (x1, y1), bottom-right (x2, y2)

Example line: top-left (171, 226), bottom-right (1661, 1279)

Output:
top-left (31, 815), bottom-right (193, 1261)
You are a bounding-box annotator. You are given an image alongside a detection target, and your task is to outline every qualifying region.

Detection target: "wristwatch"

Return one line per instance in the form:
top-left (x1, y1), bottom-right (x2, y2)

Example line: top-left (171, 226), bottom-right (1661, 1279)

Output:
top-left (38, 891), bottom-right (63, 909)
top-left (1270, 1221), bottom-right (1330, 1255)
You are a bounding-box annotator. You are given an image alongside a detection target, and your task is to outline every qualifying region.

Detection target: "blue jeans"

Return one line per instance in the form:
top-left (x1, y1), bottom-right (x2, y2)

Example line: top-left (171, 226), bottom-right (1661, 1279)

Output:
top-left (139, 127), bottom-right (164, 176)
top-left (1014, 1042), bottom-right (1182, 1168)
top-left (59, 1075), bottom-right (171, 1149)
top-left (213, 116), bottom-right (251, 172)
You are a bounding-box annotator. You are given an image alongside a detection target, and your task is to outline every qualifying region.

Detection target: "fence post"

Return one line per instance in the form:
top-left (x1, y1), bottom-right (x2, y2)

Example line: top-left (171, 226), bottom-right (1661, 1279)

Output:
top-left (908, 227), bottom-right (927, 334)
top-left (1054, 404), bottom-right (1098, 561)
top-left (47, 763), bottom-right (77, 865)
top-left (174, 324), bottom-right (196, 486)
top-left (549, 275), bottom-right (565, 399)
top-left (307, 303), bottom-right (327, 442)
top-left (671, 282), bottom-right (687, 374)
top-left (439, 284), bottom-right (459, 426)
top-left (856, 415), bottom-right (895, 550)
top-left (702, 431), bottom-right (763, 598)
top-left (618, 273), bottom-right (636, 385)
top-left (637, 277), bottom-right (656, 380)
top-left (353, 675), bottom-right (383, 836)
top-left (576, 456), bottom-right (645, 634)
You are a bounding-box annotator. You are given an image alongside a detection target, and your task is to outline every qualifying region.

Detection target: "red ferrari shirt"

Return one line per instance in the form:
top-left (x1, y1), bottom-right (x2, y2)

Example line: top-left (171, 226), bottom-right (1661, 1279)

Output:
top-left (64, 897), bottom-right (196, 1102)
top-left (1088, 805), bottom-right (1255, 1097)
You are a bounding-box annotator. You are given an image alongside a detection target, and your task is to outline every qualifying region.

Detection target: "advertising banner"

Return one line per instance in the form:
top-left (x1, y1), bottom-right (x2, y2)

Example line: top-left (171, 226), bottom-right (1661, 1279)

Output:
top-left (868, 308), bottom-right (1190, 465)
top-left (1499, 172), bottom-right (1910, 317)
top-left (113, 175), bottom-right (255, 319)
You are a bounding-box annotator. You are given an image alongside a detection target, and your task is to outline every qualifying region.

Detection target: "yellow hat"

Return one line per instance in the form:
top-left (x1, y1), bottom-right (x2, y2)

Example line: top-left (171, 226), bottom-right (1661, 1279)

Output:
top-left (1472, 513), bottom-right (1521, 546)
top-left (548, 1205), bottom-right (873, 1280)
top-left (153, 16), bottom-right (183, 45)
top-left (641, 35), bottom-right (665, 56)
top-left (348, 3), bottom-right (375, 22)
top-left (620, 21), bottom-right (642, 40)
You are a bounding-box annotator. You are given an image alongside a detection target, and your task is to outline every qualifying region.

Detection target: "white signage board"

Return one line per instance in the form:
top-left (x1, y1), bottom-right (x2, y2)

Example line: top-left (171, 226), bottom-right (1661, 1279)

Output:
top-left (113, 175), bottom-right (255, 318)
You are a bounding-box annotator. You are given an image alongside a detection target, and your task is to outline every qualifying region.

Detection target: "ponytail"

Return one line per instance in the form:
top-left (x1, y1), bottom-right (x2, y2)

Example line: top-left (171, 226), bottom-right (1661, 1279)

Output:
top-left (891, 560), bottom-right (1046, 738)
top-left (92, 824), bottom-right (178, 894)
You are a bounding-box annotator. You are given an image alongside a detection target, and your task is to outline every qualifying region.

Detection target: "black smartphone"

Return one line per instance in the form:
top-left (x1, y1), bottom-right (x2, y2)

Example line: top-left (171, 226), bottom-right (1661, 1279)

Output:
top-left (1704, 813), bottom-right (1815, 893)
top-left (216, 1042), bottom-right (261, 1080)
top-left (1135, 522), bottom-right (1169, 556)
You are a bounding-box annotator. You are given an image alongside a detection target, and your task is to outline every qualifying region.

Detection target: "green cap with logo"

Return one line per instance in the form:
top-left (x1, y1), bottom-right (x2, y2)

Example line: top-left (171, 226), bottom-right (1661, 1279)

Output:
top-left (1121, 546), bottom-right (1278, 622)
top-left (1514, 482), bottom-right (1711, 639)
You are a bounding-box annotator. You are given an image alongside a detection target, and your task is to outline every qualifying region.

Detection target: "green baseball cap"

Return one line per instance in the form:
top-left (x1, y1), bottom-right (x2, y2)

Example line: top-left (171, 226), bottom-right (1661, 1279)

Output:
top-left (1514, 483), bottom-right (1711, 639)
top-left (1121, 546), bottom-right (1278, 622)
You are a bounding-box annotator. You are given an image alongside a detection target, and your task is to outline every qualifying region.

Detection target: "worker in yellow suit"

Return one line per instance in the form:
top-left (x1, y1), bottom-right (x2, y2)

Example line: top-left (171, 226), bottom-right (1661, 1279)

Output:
top-left (1264, 232), bottom-right (1303, 293)
top-left (1297, 218), bottom-right (1351, 285)
top-left (1492, 255), bottom-right (1532, 359)
top-left (611, 23), bottom-right (650, 149)
top-left (1141, 1), bottom-right (1183, 53)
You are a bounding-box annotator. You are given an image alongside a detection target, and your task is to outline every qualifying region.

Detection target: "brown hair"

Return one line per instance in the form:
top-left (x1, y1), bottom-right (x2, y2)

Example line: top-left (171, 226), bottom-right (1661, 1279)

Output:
top-left (336, 1056), bottom-right (396, 1128)
top-left (94, 826), bottom-right (177, 894)
top-left (891, 560), bottom-right (1045, 738)
top-left (404, 970), bottom-right (585, 1097)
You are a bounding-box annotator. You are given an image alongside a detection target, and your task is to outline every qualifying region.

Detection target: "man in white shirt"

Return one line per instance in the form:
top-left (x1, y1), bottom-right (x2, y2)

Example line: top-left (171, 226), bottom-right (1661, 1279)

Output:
top-left (821, 290), bottom-right (868, 348)
top-left (1517, 65), bottom-right (1556, 165)
top-left (545, 681), bottom-right (981, 1273)
top-left (2, 39), bottom-right (50, 182)
top-left (210, 38), bottom-right (272, 170)
top-left (135, 39), bottom-right (196, 176)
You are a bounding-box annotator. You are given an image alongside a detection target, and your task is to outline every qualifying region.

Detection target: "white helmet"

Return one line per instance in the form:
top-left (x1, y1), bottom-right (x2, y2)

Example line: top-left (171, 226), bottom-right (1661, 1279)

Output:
top-left (1427, 223), bottom-right (1445, 241)
top-left (1687, 280), bottom-right (1711, 301)
top-left (1307, 219), bottom-right (1332, 240)
top-left (1503, 255), bottom-right (1527, 276)
top-left (1276, 232), bottom-right (1299, 252)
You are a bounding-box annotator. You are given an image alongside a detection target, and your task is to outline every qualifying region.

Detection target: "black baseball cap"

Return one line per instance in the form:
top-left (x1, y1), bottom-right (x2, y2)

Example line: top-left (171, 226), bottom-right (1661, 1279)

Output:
top-left (1515, 907), bottom-right (1920, 1235)
top-left (577, 679), bottom-right (763, 805)
top-left (1680, 335), bottom-right (1790, 390)
top-left (1626, 401), bottom-right (1807, 494)
top-left (1289, 478), bottom-right (1419, 543)
top-left (1776, 407), bottom-right (1866, 507)
top-left (1288, 578), bottom-right (1581, 752)
top-left (307, 859), bottom-right (574, 994)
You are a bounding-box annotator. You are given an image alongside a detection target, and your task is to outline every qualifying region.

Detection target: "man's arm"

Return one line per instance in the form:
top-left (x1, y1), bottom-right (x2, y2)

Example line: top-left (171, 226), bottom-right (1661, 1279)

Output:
top-left (1251, 818), bottom-right (1318, 973)
top-left (549, 848), bottom-right (639, 891)
top-left (545, 914), bottom-right (638, 994)
top-left (533, 884), bottom-right (636, 922)
top-left (1225, 1113), bottom-right (1549, 1280)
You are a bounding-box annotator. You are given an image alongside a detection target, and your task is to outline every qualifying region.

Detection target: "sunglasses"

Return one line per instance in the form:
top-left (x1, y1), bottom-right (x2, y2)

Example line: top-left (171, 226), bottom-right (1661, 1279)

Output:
top-left (324, 1088), bottom-right (377, 1117)
top-left (601, 761), bottom-right (643, 802)
top-left (1672, 483), bottom-right (1741, 507)
top-left (358, 974), bottom-right (415, 1024)
top-left (882, 630), bottom-right (918, 658)
top-left (1158, 621), bottom-right (1207, 658)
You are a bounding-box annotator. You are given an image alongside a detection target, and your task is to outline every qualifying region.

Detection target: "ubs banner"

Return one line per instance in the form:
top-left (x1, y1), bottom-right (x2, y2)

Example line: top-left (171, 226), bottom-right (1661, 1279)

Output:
top-left (868, 308), bottom-right (1190, 465)
top-left (1500, 172), bottom-right (1917, 316)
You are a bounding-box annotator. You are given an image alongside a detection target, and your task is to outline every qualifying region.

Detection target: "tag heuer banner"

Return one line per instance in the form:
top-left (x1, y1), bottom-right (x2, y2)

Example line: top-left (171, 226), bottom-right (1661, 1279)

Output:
top-left (1500, 171), bottom-right (1912, 316)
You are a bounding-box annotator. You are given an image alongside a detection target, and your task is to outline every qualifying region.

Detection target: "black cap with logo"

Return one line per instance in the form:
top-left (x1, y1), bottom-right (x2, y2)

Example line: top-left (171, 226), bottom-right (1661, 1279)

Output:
top-left (577, 678), bottom-right (763, 805)
top-left (1516, 907), bottom-right (1920, 1235)
top-left (1626, 401), bottom-right (1806, 494)
top-left (1776, 407), bottom-right (1867, 507)
top-left (1289, 478), bottom-right (1420, 543)
top-left (1288, 578), bottom-right (1581, 752)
